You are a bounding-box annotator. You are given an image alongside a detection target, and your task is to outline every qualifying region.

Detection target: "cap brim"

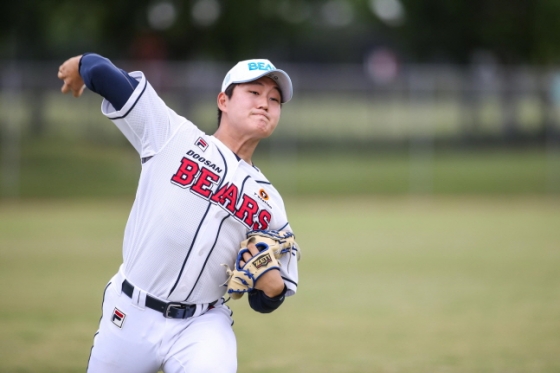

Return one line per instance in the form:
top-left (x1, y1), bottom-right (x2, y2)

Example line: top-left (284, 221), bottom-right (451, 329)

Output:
top-left (265, 70), bottom-right (293, 103)
top-left (227, 69), bottom-right (293, 103)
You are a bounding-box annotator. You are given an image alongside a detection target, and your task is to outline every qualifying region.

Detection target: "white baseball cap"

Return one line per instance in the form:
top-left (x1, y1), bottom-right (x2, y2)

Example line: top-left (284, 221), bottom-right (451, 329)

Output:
top-left (221, 59), bottom-right (293, 103)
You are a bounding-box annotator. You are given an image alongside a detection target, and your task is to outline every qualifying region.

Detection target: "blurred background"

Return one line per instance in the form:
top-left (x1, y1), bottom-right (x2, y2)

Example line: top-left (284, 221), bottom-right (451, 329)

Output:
top-left (1, 1), bottom-right (560, 372)
top-left (2, 0), bottom-right (560, 197)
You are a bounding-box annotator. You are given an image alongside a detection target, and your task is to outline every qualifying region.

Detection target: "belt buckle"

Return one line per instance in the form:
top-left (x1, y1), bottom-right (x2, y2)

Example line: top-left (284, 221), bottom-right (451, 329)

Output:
top-left (164, 302), bottom-right (186, 318)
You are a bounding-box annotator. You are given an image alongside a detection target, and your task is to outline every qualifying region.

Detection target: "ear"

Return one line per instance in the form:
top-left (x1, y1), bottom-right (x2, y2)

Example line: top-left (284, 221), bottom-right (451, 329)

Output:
top-left (217, 92), bottom-right (228, 112)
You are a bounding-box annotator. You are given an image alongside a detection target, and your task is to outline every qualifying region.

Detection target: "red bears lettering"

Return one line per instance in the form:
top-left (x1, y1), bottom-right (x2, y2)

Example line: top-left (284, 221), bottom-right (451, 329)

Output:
top-left (171, 158), bottom-right (199, 187)
top-left (210, 183), bottom-right (239, 213)
top-left (172, 159), bottom-right (273, 229)
top-left (253, 210), bottom-right (271, 230)
top-left (191, 168), bottom-right (220, 198)
top-left (234, 194), bottom-right (259, 226)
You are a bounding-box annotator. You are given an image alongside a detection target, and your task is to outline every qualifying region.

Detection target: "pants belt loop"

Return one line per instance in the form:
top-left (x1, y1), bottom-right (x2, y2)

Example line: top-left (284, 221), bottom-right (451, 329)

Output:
top-left (193, 304), bottom-right (207, 317)
top-left (134, 287), bottom-right (147, 310)
top-left (122, 278), bottom-right (146, 309)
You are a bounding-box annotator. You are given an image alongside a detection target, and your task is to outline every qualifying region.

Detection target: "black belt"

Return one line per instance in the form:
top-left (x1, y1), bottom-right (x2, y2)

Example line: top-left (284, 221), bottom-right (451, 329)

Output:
top-left (121, 279), bottom-right (199, 319)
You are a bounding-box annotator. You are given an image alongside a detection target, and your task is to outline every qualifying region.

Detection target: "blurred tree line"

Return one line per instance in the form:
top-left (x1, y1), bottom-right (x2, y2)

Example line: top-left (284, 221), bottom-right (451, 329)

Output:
top-left (1, 0), bottom-right (559, 65)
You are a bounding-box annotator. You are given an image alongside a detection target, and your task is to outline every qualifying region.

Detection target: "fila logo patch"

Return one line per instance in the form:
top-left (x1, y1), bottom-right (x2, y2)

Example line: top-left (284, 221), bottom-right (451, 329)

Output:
top-left (112, 308), bottom-right (126, 328)
top-left (196, 137), bottom-right (208, 152)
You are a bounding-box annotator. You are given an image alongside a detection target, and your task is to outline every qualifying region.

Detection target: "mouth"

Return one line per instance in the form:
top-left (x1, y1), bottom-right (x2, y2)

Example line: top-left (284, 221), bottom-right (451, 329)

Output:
top-left (252, 112), bottom-right (269, 121)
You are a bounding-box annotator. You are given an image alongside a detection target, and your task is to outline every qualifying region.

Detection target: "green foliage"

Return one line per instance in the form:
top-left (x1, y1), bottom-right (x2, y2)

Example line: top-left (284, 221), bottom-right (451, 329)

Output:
top-left (400, 0), bottom-right (540, 63)
top-left (4, 0), bottom-right (560, 63)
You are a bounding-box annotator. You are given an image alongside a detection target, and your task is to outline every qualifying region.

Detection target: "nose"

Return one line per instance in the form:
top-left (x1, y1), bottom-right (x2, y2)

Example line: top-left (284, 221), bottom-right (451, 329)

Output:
top-left (257, 94), bottom-right (268, 110)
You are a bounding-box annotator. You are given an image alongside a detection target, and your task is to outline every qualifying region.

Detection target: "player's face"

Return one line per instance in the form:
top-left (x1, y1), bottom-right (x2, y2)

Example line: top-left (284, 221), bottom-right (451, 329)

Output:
top-left (225, 77), bottom-right (282, 139)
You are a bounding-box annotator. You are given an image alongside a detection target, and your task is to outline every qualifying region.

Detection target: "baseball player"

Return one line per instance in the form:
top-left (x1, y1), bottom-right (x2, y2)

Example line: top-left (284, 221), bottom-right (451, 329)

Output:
top-left (57, 53), bottom-right (300, 373)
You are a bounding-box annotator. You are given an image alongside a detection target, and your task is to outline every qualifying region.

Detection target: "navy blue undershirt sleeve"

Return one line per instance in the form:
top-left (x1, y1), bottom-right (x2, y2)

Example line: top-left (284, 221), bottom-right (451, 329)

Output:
top-left (79, 53), bottom-right (139, 111)
top-left (248, 285), bottom-right (287, 314)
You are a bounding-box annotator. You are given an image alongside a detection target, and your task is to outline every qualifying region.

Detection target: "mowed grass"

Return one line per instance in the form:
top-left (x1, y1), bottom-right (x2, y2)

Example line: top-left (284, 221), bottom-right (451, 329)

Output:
top-left (5, 138), bottom-right (560, 198)
top-left (1, 196), bottom-right (559, 372)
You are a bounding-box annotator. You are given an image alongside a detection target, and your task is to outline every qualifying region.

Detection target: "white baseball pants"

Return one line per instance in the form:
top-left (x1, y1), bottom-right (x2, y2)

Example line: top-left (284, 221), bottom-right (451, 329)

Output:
top-left (86, 271), bottom-right (237, 373)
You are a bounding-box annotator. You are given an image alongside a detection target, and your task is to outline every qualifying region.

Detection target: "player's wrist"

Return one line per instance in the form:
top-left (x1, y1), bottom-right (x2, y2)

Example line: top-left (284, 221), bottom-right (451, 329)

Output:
top-left (255, 269), bottom-right (284, 297)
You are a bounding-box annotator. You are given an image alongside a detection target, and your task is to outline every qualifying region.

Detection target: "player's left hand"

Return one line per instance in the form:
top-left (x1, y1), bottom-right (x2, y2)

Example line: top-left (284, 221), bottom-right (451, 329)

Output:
top-left (239, 241), bottom-right (285, 297)
top-left (58, 55), bottom-right (86, 98)
top-left (224, 230), bottom-right (299, 300)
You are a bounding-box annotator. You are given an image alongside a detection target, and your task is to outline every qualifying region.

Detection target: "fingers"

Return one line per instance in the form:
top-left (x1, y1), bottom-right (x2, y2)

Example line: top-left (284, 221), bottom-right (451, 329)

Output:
top-left (58, 55), bottom-right (84, 97)
top-left (61, 82), bottom-right (70, 94)
top-left (59, 66), bottom-right (70, 94)
top-left (60, 81), bottom-right (85, 97)
top-left (74, 84), bottom-right (86, 97)
top-left (246, 241), bottom-right (259, 256)
top-left (58, 63), bottom-right (69, 83)
top-left (239, 242), bottom-right (259, 267)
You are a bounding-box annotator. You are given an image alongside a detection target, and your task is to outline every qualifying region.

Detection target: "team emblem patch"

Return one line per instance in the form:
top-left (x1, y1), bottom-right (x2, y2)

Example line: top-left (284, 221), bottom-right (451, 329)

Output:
top-left (258, 189), bottom-right (269, 200)
top-left (196, 137), bottom-right (208, 152)
top-left (254, 188), bottom-right (272, 209)
top-left (111, 308), bottom-right (126, 328)
top-left (253, 253), bottom-right (272, 269)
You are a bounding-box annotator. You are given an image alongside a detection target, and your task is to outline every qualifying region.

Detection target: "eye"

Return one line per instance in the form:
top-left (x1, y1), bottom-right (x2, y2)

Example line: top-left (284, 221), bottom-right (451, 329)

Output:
top-left (270, 97), bottom-right (280, 103)
top-left (249, 90), bottom-right (259, 95)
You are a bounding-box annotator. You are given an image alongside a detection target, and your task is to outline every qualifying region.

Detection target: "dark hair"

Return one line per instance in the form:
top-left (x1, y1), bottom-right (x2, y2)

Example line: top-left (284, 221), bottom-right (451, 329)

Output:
top-left (217, 83), bottom-right (238, 127)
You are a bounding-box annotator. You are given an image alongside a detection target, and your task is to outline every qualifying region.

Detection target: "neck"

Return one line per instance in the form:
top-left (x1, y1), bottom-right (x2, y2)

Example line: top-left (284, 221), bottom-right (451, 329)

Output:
top-left (213, 127), bottom-right (259, 164)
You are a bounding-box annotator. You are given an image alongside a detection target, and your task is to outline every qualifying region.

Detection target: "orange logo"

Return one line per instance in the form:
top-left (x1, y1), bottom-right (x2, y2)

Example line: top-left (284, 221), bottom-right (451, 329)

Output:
top-left (259, 189), bottom-right (269, 200)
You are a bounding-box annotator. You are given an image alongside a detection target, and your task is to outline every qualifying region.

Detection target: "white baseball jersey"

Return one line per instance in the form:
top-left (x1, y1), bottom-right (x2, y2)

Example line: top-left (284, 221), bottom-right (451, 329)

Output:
top-left (100, 71), bottom-right (299, 304)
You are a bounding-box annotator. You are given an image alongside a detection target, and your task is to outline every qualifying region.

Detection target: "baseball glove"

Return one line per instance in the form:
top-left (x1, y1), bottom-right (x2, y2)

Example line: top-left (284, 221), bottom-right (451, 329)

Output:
top-left (224, 230), bottom-right (299, 300)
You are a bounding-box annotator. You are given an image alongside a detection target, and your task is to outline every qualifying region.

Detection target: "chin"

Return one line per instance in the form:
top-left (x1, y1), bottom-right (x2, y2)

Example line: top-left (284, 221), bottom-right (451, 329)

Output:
top-left (253, 122), bottom-right (276, 138)
top-left (260, 126), bottom-right (277, 139)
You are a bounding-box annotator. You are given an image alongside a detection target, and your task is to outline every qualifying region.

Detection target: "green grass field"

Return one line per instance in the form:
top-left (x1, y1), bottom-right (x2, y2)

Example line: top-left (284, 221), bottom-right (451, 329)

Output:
top-left (3, 138), bottom-right (560, 199)
top-left (1, 196), bottom-right (559, 373)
